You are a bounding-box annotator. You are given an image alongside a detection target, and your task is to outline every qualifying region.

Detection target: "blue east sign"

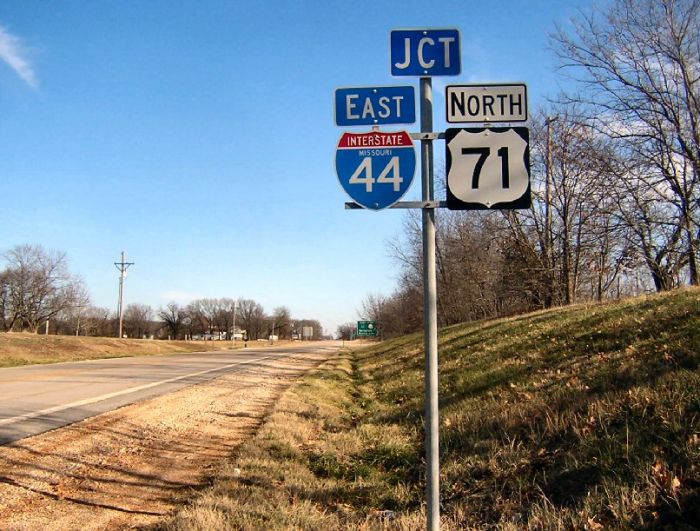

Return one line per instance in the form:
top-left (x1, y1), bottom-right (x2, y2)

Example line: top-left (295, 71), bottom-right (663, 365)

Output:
top-left (391, 29), bottom-right (461, 77)
top-left (335, 86), bottom-right (415, 126)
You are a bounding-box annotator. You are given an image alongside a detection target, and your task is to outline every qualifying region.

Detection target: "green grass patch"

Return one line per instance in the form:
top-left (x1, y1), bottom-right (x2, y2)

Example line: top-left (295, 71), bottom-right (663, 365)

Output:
top-left (160, 288), bottom-right (700, 530)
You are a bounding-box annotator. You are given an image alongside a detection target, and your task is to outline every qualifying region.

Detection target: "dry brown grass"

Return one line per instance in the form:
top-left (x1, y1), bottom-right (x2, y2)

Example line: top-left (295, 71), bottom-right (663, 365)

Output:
top-left (0, 332), bottom-right (243, 367)
top-left (158, 353), bottom-right (432, 530)
top-left (158, 288), bottom-right (700, 530)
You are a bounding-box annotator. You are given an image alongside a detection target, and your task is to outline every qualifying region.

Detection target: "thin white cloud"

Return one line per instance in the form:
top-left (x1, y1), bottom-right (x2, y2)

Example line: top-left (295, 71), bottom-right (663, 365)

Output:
top-left (0, 25), bottom-right (38, 88)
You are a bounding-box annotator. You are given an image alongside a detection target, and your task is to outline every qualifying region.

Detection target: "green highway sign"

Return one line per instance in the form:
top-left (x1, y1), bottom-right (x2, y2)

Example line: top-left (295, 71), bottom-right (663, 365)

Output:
top-left (357, 320), bottom-right (378, 337)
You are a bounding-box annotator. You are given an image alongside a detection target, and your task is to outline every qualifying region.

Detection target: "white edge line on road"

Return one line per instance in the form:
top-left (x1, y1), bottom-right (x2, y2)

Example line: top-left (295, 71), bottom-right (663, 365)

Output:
top-left (0, 353), bottom-right (284, 427)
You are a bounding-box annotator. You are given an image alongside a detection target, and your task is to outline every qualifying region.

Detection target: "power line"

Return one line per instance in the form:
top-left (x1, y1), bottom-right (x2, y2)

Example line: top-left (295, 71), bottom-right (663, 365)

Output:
top-left (114, 251), bottom-right (134, 338)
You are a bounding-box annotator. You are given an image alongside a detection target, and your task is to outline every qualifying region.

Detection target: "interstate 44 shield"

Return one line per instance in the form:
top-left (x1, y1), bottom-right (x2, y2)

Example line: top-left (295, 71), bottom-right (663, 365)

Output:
top-left (335, 130), bottom-right (416, 210)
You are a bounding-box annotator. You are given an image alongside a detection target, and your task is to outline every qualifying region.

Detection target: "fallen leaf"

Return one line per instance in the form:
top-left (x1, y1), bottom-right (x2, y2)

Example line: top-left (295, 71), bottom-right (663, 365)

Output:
top-left (587, 516), bottom-right (604, 530)
top-left (672, 476), bottom-right (681, 492)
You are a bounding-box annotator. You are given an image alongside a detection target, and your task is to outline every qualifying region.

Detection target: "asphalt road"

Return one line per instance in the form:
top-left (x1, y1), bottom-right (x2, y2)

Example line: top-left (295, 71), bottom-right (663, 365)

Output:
top-left (0, 343), bottom-right (338, 445)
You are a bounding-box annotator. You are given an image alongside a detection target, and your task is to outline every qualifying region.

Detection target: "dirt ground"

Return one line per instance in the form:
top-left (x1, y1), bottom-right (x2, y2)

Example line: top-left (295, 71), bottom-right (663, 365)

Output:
top-left (0, 348), bottom-right (331, 530)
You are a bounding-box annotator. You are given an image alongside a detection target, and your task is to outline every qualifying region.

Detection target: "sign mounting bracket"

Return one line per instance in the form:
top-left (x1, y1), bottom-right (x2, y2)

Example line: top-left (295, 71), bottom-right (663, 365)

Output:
top-left (344, 200), bottom-right (446, 210)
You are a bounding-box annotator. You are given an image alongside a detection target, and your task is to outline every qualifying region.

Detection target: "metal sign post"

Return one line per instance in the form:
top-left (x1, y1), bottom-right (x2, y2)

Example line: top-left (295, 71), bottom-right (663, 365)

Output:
top-left (419, 76), bottom-right (440, 531)
top-left (389, 28), bottom-right (461, 531)
top-left (390, 31), bottom-right (461, 528)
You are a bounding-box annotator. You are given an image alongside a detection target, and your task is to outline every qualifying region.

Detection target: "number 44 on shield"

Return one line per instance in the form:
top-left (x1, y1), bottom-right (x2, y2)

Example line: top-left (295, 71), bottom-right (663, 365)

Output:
top-left (349, 157), bottom-right (403, 192)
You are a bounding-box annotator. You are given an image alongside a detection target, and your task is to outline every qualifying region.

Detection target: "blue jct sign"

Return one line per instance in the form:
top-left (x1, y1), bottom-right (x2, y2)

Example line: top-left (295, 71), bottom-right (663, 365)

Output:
top-left (336, 131), bottom-right (416, 210)
top-left (391, 29), bottom-right (461, 76)
top-left (335, 86), bottom-right (415, 126)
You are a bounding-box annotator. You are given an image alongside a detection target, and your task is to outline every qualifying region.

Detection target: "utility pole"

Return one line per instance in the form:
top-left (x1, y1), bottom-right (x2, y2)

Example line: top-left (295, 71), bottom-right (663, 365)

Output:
top-left (231, 301), bottom-right (237, 345)
top-left (114, 251), bottom-right (134, 338)
top-left (545, 116), bottom-right (558, 307)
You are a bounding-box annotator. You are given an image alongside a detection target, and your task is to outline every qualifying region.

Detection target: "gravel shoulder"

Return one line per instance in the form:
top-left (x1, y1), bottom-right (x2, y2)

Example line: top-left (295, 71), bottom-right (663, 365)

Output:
top-left (0, 346), bottom-right (334, 530)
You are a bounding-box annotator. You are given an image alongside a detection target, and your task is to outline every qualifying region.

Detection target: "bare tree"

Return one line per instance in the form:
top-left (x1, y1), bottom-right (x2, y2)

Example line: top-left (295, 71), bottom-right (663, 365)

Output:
top-left (158, 302), bottom-right (186, 339)
top-left (0, 269), bottom-right (10, 332)
top-left (55, 283), bottom-right (92, 335)
top-left (606, 155), bottom-right (688, 290)
top-left (0, 244), bottom-right (88, 333)
top-left (271, 306), bottom-right (291, 338)
top-left (552, 0), bottom-right (700, 287)
top-left (336, 322), bottom-right (357, 340)
top-left (544, 109), bottom-right (630, 303)
top-left (237, 299), bottom-right (266, 340)
top-left (213, 297), bottom-right (236, 339)
top-left (81, 306), bottom-right (114, 337)
top-left (436, 210), bottom-right (511, 322)
top-left (123, 303), bottom-right (153, 339)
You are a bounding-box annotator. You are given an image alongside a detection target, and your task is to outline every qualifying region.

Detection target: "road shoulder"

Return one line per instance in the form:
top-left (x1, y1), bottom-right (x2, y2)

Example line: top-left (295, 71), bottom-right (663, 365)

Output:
top-left (0, 349), bottom-right (330, 529)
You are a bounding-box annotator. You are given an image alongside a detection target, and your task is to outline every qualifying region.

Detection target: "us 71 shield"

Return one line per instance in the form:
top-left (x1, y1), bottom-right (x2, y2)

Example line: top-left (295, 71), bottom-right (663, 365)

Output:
top-left (445, 127), bottom-right (530, 210)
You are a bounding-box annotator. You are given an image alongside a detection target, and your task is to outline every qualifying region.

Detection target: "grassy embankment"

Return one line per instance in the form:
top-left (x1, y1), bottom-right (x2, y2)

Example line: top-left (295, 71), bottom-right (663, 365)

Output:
top-left (162, 288), bottom-right (699, 530)
top-left (0, 333), bottom-right (243, 368)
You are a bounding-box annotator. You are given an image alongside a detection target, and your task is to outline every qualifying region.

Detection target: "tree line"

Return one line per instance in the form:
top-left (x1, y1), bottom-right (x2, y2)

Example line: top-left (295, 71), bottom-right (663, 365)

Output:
top-left (0, 244), bottom-right (323, 340)
top-left (156, 299), bottom-right (322, 341)
top-left (358, 0), bottom-right (700, 339)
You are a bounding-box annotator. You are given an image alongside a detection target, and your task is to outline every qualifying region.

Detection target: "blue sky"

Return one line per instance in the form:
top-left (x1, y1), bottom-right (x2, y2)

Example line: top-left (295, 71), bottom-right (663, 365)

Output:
top-left (0, 1), bottom-right (591, 335)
